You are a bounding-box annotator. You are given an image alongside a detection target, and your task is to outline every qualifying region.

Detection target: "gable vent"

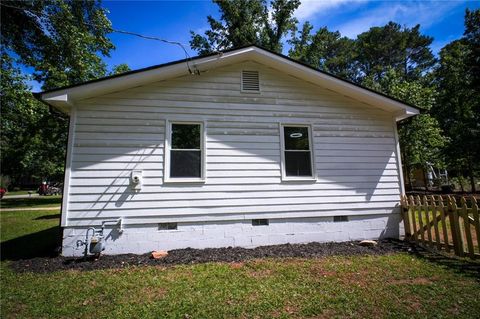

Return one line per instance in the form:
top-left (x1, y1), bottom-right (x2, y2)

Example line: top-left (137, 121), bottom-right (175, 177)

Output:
top-left (241, 70), bottom-right (260, 92)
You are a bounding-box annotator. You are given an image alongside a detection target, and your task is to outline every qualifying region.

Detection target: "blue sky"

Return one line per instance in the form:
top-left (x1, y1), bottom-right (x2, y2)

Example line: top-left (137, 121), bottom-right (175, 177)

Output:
top-left (30, 0), bottom-right (480, 91)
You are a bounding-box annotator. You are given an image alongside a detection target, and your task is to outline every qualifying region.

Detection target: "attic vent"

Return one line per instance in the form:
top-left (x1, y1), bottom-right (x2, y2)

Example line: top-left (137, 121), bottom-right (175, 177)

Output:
top-left (241, 70), bottom-right (260, 92)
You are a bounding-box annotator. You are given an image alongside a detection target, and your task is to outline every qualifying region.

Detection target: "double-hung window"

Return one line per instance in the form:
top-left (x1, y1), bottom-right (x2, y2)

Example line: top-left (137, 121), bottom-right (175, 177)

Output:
top-left (165, 121), bottom-right (205, 182)
top-left (280, 124), bottom-right (315, 180)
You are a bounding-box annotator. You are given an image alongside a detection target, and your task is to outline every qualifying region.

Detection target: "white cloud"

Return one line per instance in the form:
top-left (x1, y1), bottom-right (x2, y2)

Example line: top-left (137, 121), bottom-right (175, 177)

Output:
top-left (295, 0), bottom-right (365, 21)
top-left (335, 1), bottom-right (462, 38)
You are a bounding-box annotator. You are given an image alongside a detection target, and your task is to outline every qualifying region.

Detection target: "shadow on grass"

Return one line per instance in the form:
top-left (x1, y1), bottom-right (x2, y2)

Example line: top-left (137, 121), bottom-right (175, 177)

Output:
top-left (1, 226), bottom-right (61, 261)
top-left (0, 196), bottom-right (62, 209)
top-left (389, 239), bottom-right (480, 280)
top-left (34, 214), bottom-right (61, 220)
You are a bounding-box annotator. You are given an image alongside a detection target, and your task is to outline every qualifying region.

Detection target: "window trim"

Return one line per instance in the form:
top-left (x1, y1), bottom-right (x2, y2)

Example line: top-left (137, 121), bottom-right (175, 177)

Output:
top-left (164, 120), bottom-right (206, 183)
top-left (279, 123), bottom-right (316, 182)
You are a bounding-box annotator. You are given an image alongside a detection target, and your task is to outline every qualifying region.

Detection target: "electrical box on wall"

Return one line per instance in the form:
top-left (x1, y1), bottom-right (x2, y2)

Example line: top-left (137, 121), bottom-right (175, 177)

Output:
top-left (131, 170), bottom-right (142, 190)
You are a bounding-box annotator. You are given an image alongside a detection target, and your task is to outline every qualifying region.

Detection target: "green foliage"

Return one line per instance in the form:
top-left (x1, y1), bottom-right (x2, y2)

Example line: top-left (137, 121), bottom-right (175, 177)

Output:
top-left (0, 175), bottom-right (12, 189)
top-left (433, 10), bottom-right (480, 191)
top-left (1, 0), bottom-right (114, 90)
top-left (190, 0), bottom-right (300, 55)
top-left (0, 54), bottom-right (65, 185)
top-left (288, 22), bottom-right (357, 80)
top-left (288, 21), bottom-right (436, 84)
top-left (363, 69), bottom-right (446, 186)
top-left (355, 22), bottom-right (436, 82)
top-left (1, 0), bottom-right (116, 186)
top-left (109, 63), bottom-right (131, 75)
top-left (464, 9), bottom-right (480, 88)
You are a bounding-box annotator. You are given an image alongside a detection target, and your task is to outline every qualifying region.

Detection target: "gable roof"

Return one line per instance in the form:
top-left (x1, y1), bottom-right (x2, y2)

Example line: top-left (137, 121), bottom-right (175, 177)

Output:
top-left (37, 45), bottom-right (419, 120)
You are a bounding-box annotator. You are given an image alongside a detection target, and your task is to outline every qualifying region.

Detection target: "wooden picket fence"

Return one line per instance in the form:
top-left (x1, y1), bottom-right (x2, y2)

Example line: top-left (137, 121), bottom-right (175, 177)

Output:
top-left (400, 195), bottom-right (480, 259)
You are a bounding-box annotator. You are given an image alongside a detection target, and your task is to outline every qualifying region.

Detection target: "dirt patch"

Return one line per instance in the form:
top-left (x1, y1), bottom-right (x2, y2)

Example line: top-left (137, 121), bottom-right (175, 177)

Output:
top-left (247, 268), bottom-right (273, 278)
top-left (389, 277), bottom-right (436, 285)
top-left (316, 309), bottom-right (339, 319)
top-left (8, 239), bottom-right (415, 273)
top-left (229, 262), bottom-right (244, 269)
top-left (337, 270), bottom-right (373, 288)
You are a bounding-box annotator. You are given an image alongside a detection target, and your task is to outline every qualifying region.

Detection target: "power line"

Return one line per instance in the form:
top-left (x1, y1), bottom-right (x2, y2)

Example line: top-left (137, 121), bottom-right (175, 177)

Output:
top-left (1, 2), bottom-right (199, 74)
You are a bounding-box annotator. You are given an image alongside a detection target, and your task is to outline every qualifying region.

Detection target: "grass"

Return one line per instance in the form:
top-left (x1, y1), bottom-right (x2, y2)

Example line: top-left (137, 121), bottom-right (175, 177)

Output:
top-left (1, 209), bottom-right (61, 260)
top-left (0, 195), bottom-right (62, 209)
top-left (3, 190), bottom-right (37, 196)
top-left (1, 209), bottom-right (480, 318)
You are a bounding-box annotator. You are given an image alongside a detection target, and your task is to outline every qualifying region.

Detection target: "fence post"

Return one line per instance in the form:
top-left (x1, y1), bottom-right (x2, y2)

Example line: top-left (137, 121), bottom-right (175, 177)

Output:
top-left (409, 195), bottom-right (418, 243)
top-left (438, 195), bottom-right (450, 253)
top-left (423, 195), bottom-right (433, 247)
top-left (416, 195), bottom-right (425, 243)
top-left (471, 196), bottom-right (480, 252)
top-left (448, 196), bottom-right (464, 257)
top-left (401, 195), bottom-right (411, 239)
top-left (460, 197), bottom-right (475, 258)
top-left (430, 195), bottom-right (442, 251)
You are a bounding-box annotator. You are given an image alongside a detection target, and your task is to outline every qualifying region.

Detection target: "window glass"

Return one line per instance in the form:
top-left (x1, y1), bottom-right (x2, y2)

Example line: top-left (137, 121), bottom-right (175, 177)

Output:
top-left (170, 150), bottom-right (201, 177)
top-left (285, 151), bottom-right (312, 176)
top-left (158, 223), bottom-right (178, 230)
top-left (252, 219), bottom-right (269, 226)
top-left (284, 126), bottom-right (309, 150)
top-left (172, 124), bottom-right (200, 149)
top-left (169, 123), bottom-right (202, 178)
top-left (283, 126), bottom-right (313, 178)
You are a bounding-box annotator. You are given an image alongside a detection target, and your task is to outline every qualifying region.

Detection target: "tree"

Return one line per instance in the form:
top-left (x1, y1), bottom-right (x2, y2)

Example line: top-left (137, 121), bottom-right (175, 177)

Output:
top-left (1, 0), bottom-right (116, 187)
top-left (190, 0), bottom-right (300, 55)
top-left (464, 9), bottom-right (480, 89)
top-left (109, 63), bottom-right (131, 75)
top-left (0, 54), bottom-right (66, 184)
top-left (355, 22), bottom-right (436, 83)
top-left (363, 68), bottom-right (445, 190)
top-left (434, 18), bottom-right (479, 192)
top-left (288, 22), bottom-right (357, 80)
top-left (1, 0), bottom-right (114, 90)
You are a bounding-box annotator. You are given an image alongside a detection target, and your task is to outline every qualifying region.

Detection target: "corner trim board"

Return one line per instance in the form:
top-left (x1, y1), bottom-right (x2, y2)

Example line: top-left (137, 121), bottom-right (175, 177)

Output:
top-left (61, 106), bottom-right (77, 227)
top-left (392, 116), bottom-right (405, 196)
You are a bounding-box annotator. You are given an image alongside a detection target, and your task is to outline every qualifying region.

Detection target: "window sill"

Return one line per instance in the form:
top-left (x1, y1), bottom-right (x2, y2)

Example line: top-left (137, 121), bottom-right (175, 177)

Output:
top-left (163, 178), bottom-right (206, 184)
top-left (281, 177), bottom-right (317, 183)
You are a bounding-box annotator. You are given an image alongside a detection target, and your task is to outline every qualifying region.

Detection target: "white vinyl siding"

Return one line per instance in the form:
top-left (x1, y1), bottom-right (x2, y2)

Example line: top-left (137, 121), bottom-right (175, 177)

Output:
top-left (67, 61), bottom-right (401, 227)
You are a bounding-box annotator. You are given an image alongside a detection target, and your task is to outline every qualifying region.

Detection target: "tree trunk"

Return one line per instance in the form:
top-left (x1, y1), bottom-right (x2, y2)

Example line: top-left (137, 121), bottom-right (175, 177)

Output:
top-left (468, 161), bottom-right (476, 193)
top-left (405, 163), bottom-right (413, 191)
top-left (423, 167), bottom-right (429, 193)
top-left (401, 150), bottom-right (413, 191)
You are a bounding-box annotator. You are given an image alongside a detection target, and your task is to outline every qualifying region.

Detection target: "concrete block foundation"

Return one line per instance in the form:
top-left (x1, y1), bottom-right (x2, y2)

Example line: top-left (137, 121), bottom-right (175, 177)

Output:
top-left (61, 213), bottom-right (403, 257)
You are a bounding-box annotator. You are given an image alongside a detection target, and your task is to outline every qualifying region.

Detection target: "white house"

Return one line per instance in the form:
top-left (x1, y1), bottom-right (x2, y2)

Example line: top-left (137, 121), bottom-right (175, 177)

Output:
top-left (38, 45), bottom-right (419, 257)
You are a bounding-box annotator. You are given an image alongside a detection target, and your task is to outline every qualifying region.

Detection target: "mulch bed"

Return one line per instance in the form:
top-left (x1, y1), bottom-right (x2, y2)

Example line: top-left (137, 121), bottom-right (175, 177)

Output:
top-left (8, 239), bottom-right (418, 273)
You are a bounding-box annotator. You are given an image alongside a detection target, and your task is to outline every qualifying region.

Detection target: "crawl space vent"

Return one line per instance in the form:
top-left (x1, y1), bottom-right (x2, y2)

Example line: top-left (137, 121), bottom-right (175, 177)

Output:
top-left (241, 70), bottom-right (260, 92)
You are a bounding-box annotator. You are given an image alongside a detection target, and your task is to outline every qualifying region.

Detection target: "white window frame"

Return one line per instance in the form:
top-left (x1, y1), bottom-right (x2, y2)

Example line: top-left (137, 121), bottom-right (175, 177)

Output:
top-left (279, 123), bottom-right (316, 182)
top-left (164, 120), bottom-right (206, 183)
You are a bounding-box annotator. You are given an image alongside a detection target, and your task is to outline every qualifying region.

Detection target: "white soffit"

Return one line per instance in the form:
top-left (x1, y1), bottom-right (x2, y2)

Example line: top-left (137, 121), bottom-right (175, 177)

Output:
top-left (39, 46), bottom-right (419, 120)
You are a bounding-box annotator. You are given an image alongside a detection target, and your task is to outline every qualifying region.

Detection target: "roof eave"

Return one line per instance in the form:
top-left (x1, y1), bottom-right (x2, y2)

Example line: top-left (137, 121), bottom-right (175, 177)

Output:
top-left (38, 47), bottom-right (258, 111)
top-left (38, 45), bottom-right (419, 119)
top-left (246, 48), bottom-right (419, 120)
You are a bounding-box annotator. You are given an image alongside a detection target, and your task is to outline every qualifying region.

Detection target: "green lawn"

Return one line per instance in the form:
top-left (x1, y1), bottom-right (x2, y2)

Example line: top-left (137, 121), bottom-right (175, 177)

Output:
top-left (1, 209), bottom-right (480, 318)
top-left (0, 195), bottom-right (62, 209)
top-left (3, 190), bottom-right (37, 196)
